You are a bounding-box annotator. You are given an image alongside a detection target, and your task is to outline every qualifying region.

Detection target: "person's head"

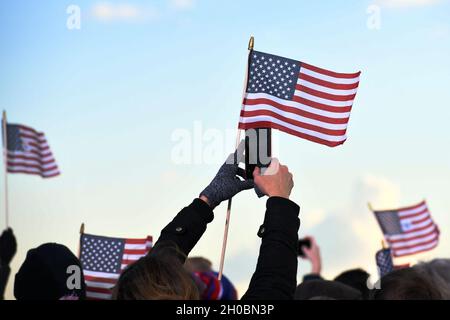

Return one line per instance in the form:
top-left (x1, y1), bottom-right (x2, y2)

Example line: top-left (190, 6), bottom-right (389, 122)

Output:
top-left (295, 279), bottom-right (362, 300)
top-left (372, 267), bottom-right (442, 300)
top-left (334, 268), bottom-right (370, 299)
top-left (413, 259), bottom-right (450, 299)
top-left (14, 243), bottom-right (86, 300)
top-left (114, 252), bottom-right (199, 300)
top-left (185, 257), bottom-right (213, 273)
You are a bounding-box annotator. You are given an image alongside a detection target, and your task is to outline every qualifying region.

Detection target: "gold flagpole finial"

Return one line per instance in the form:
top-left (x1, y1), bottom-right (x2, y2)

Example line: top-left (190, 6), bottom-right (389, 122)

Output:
top-left (80, 223), bottom-right (85, 235)
top-left (381, 239), bottom-right (387, 249)
top-left (248, 36), bottom-right (254, 51)
top-left (367, 202), bottom-right (374, 211)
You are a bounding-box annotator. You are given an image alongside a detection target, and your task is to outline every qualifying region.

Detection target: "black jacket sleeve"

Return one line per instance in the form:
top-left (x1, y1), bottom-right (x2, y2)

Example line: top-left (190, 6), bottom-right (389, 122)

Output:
top-left (241, 196), bottom-right (300, 300)
top-left (150, 198), bottom-right (214, 264)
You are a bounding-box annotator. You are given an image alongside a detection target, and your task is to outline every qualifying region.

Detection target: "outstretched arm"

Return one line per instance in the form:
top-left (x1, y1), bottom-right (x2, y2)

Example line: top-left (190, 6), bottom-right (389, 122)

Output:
top-left (301, 236), bottom-right (323, 282)
top-left (242, 160), bottom-right (300, 300)
top-left (151, 142), bottom-right (253, 262)
top-left (151, 197), bottom-right (214, 261)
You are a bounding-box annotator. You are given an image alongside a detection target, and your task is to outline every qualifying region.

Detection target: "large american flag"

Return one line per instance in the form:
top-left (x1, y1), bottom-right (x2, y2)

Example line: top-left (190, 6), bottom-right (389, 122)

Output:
top-left (239, 50), bottom-right (361, 147)
top-left (79, 233), bottom-right (153, 300)
top-left (373, 201), bottom-right (439, 257)
top-left (4, 123), bottom-right (60, 178)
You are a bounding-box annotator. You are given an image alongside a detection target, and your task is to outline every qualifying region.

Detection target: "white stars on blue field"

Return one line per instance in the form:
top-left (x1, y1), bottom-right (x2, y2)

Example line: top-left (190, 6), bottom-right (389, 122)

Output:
top-left (80, 235), bottom-right (125, 274)
top-left (246, 50), bottom-right (301, 100)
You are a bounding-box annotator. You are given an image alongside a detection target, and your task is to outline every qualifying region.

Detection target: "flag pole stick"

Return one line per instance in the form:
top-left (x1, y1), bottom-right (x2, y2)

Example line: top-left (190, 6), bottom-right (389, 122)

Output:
top-left (217, 36), bottom-right (254, 281)
top-left (2, 111), bottom-right (9, 228)
top-left (77, 223), bottom-right (85, 258)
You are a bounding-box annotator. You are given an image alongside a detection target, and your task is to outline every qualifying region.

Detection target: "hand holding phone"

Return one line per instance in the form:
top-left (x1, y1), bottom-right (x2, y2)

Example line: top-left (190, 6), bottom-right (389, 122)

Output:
top-left (297, 238), bottom-right (311, 257)
top-left (298, 236), bottom-right (322, 275)
top-left (245, 128), bottom-right (271, 180)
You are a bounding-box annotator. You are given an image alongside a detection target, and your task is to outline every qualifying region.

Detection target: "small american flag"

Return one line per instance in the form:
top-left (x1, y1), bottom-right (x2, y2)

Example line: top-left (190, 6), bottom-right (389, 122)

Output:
top-left (79, 233), bottom-right (153, 300)
top-left (376, 248), bottom-right (394, 278)
top-left (239, 50), bottom-right (361, 147)
top-left (373, 201), bottom-right (439, 257)
top-left (4, 123), bottom-right (60, 178)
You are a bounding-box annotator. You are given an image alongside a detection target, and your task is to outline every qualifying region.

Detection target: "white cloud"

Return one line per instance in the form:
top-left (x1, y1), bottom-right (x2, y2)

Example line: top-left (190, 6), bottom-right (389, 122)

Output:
top-left (170, 0), bottom-right (196, 10)
top-left (90, 1), bottom-right (196, 23)
top-left (302, 208), bottom-right (327, 230)
top-left (91, 2), bottom-right (158, 22)
top-left (355, 174), bottom-right (401, 210)
top-left (376, 0), bottom-right (443, 8)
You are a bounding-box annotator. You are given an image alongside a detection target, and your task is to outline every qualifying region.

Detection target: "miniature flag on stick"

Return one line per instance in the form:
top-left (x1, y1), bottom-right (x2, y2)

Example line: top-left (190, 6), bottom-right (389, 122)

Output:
top-left (3, 119), bottom-right (60, 178)
top-left (79, 233), bottom-right (153, 300)
top-left (239, 51), bottom-right (361, 147)
top-left (372, 201), bottom-right (439, 257)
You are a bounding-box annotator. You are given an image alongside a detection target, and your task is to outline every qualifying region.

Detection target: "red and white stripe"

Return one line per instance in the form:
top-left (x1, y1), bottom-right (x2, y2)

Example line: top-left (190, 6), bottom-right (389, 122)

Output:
top-left (385, 201), bottom-right (439, 257)
top-left (7, 125), bottom-right (60, 178)
top-left (239, 62), bottom-right (361, 147)
top-left (84, 236), bottom-right (153, 300)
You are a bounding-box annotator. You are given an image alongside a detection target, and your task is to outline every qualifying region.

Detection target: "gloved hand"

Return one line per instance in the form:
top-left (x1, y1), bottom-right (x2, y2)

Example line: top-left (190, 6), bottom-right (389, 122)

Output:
top-left (0, 228), bottom-right (17, 266)
top-left (200, 141), bottom-right (254, 209)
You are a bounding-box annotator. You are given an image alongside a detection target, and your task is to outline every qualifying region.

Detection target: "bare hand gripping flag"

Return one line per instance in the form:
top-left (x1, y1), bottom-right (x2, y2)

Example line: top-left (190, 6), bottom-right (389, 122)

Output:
top-left (79, 233), bottom-right (153, 300)
top-left (239, 51), bottom-right (361, 147)
top-left (373, 201), bottom-right (439, 257)
top-left (4, 123), bottom-right (60, 178)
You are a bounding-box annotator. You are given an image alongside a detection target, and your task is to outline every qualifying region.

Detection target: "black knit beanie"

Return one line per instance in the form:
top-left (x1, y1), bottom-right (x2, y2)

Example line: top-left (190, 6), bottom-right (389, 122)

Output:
top-left (14, 243), bottom-right (86, 300)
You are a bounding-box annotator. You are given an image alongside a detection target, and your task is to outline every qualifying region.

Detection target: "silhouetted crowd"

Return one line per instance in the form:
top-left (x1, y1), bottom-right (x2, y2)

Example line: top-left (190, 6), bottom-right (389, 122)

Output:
top-left (1, 144), bottom-right (449, 300)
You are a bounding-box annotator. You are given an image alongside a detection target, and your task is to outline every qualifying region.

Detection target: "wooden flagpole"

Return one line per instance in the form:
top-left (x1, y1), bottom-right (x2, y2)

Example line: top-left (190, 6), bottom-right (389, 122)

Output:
top-left (2, 111), bottom-right (9, 228)
top-left (78, 223), bottom-right (85, 258)
top-left (217, 36), bottom-right (254, 281)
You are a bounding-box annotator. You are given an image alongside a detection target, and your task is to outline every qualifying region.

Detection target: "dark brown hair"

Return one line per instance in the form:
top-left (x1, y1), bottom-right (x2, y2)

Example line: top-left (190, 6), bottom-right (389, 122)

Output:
top-left (373, 268), bottom-right (443, 300)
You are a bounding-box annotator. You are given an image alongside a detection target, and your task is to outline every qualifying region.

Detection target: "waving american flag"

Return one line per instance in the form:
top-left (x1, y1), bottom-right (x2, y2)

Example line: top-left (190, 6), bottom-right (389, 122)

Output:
top-left (80, 233), bottom-right (153, 300)
top-left (373, 201), bottom-right (439, 257)
top-left (239, 50), bottom-right (361, 147)
top-left (4, 122), bottom-right (60, 178)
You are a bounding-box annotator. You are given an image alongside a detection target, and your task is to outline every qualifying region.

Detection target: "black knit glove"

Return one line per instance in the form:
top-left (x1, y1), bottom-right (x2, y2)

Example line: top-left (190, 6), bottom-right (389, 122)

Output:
top-left (200, 141), bottom-right (254, 208)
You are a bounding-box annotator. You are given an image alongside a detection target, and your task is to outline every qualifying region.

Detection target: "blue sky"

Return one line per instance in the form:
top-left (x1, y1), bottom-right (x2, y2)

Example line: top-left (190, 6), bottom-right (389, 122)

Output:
top-left (1, 0), bottom-right (450, 298)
